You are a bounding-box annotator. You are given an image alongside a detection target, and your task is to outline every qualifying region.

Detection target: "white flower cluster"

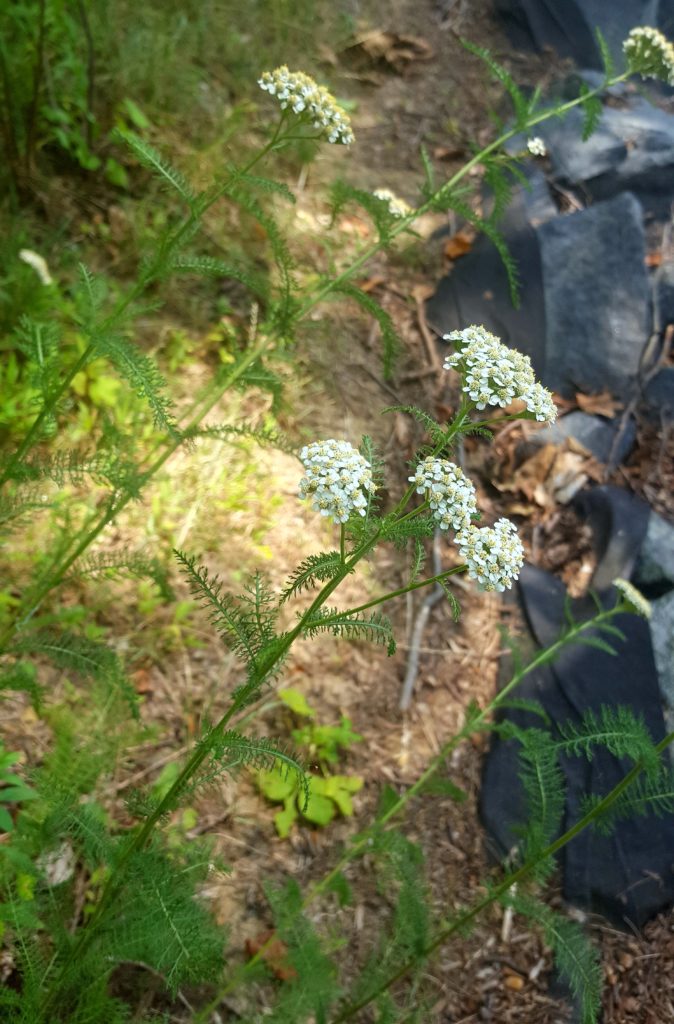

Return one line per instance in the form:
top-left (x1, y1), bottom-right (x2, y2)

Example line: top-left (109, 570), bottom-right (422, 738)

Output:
top-left (258, 66), bottom-right (354, 144)
top-left (457, 518), bottom-right (524, 592)
top-left (373, 187), bottom-right (412, 218)
top-left (299, 439), bottom-right (375, 524)
top-left (527, 136), bottom-right (546, 157)
top-left (613, 578), bottom-right (652, 619)
top-left (624, 26), bottom-right (674, 86)
top-left (408, 458), bottom-right (477, 532)
top-left (443, 324), bottom-right (557, 423)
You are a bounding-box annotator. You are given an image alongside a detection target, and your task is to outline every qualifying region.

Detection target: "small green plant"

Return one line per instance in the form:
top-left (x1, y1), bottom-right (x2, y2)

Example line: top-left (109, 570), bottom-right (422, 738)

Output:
top-left (257, 687), bottom-right (363, 837)
top-left (0, 742), bottom-right (37, 833)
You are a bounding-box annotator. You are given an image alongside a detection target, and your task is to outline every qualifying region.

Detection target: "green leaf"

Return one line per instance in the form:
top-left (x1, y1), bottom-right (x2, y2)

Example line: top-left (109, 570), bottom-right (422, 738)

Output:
top-left (275, 797), bottom-right (299, 838)
top-left (301, 789), bottom-right (335, 827)
top-left (258, 769), bottom-right (297, 802)
top-left (122, 97), bottom-right (150, 129)
top-left (325, 870), bottom-right (352, 906)
top-left (279, 688), bottom-right (315, 718)
top-left (113, 128), bottom-right (195, 207)
top-left (419, 777), bottom-right (468, 802)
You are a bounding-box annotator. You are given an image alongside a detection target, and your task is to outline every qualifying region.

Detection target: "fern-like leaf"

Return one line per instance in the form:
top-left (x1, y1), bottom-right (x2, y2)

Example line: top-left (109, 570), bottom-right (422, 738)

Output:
top-left (511, 895), bottom-right (602, 1024)
top-left (462, 39), bottom-right (530, 128)
top-left (204, 730), bottom-right (309, 808)
top-left (579, 82), bottom-right (603, 141)
top-left (169, 254), bottom-right (262, 295)
top-left (175, 552), bottom-right (280, 674)
top-left (114, 128), bottom-right (196, 207)
top-left (332, 283), bottom-right (402, 378)
top-left (64, 549), bottom-right (173, 599)
top-left (330, 179), bottom-right (396, 244)
top-left (582, 765), bottom-right (674, 834)
top-left (281, 551), bottom-right (345, 603)
top-left (595, 27), bottom-right (615, 80)
top-left (557, 705), bottom-right (659, 775)
top-left (185, 421), bottom-right (295, 454)
top-left (97, 333), bottom-right (179, 437)
top-left (302, 607), bottom-right (396, 655)
top-left (382, 405), bottom-right (447, 447)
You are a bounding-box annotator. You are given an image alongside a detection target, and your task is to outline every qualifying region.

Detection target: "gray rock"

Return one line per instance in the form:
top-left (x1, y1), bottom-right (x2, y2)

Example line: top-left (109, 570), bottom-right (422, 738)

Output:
top-left (536, 99), bottom-right (674, 218)
top-left (654, 262), bottom-right (674, 331)
top-left (538, 192), bottom-right (649, 399)
top-left (530, 410), bottom-right (636, 464)
top-left (650, 591), bottom-right (674, 728)
top-left (635, 512), bottom-right (674, 587)
top-left (643, 366), bottom-right (674, 417)
top-left (426, 170), bottom-right (551, 376)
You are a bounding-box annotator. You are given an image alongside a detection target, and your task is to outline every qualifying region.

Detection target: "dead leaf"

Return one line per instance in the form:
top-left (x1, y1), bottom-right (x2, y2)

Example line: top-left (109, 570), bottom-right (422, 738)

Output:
top-left (575, 390), bottom-right (621, 418)
top-left (344, 30), bottom-right (433, 74)
top-left (645, 251), bottom-right (662, 267)
top-left (131, 667), bottom-right (153, 695)
top-left (356, 275), bottom-right (385, 293)
top-left (433, 144), bottom-right (466, 161)
top-left (444, 229), bottom-right (474, 260)
top-left (245, 930), bottom-right (297, 981)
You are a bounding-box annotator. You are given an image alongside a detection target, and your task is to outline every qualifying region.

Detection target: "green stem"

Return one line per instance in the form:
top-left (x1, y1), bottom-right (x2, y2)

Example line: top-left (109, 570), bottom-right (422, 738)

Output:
top-left (329, 727), bottom-right (674, 1023)
top-left (315, 563), bottom-right (466, 626)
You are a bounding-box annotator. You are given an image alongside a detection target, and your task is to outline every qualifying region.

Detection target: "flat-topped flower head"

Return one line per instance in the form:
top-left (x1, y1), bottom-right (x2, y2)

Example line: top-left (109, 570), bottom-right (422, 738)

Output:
top-left (457, 518), bottom-right (524, 592)
top-left (527, 137), bottom-right (546, 157)
top-left (373, 188), bottom-right (412, 218)
top-left (408, 458), bottom-right (477, 532)
top-left (613, 578), bottom-right (651, 619)
top-left (443, 324), bottom-right (557, 423)
top-left (299, 439), bottom-right (375, 524)
top-left (624, 26), bottom-right (674, 86)
top-left (258, 66), bottom-right (354, 145)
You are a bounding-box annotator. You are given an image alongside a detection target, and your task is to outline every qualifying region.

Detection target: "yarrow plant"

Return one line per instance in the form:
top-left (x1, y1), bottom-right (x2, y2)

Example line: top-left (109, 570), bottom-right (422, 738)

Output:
top-left (624, 25), bottom-right (674, 85)
top-left (443, 324), bottom-right (557, 422)
top-left (4, 23), bottom-right (674, 1024)
top-left (298, 439), bottom-right (375, 523)
top-left (409, 458), bottom-right (478, 533)
top-left (258, 65), bottom-right (355, 144)
top-left (613, 577), bottom-right (652, 619)
top-left (373, 187), bottom-right (413, 218)
top-left (457, 517), bottom-right (525, 592)
top-left (527, 136), bottom-right (547, 157)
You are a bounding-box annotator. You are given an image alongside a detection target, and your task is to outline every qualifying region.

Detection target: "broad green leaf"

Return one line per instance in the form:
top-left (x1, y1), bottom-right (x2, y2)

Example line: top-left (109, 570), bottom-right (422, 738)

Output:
top-left (301, 790), bottom-right (335, 826)
top-left (275, 797), bottom-right (298, 838)
top-left (279, 687), bottom-right (315, 718)
top-left (258, 769), bottom-right (296, 802)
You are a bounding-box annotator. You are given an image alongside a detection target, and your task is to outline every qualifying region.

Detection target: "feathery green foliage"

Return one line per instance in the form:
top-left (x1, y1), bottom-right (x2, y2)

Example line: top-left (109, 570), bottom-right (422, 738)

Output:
top-left (332, 283), bottom-right (402, 379)
top-left (281, 551), bottom-right (346, 602)
top-left (510, 894), bottom-right (602, 1024)
top-left (301, 606), bottom-right (397, 656)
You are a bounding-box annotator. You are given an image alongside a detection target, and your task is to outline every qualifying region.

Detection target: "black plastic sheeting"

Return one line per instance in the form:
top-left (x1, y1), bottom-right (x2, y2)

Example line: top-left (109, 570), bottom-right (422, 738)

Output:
top-left (480, 488), bottom-right (674, 929)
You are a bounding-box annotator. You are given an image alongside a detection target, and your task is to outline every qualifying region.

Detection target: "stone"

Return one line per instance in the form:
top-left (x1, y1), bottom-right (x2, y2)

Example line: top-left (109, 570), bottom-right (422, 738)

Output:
top-left (634, 511), bottom-right (674, 587)
top-left (426, 169), bottom-right (554, 376)
top-left (654, 261), bottom-right (674, 331)
top-left (650, 591), bottom-right (674, 729)
top-left (643, 366), bottom-right (674, 418)
top-left (537, 99), bottom-right (674, 218)
top-left (530, 410), bottom-right (636, 464)
top-left (538, 192), bottom-right (649, 399)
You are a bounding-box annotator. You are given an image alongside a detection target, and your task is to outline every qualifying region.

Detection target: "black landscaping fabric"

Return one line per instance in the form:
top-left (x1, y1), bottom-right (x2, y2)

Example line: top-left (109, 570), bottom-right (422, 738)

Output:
top-left (494, 0), bottom-right (674, 71)
top-left (479, 482), bottom-right (674, 930)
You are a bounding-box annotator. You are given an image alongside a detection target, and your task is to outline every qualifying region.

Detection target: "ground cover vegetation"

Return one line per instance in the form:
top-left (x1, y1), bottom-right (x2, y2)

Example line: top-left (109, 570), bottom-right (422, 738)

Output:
top-left (2, 4), bottom-right (674, 1021)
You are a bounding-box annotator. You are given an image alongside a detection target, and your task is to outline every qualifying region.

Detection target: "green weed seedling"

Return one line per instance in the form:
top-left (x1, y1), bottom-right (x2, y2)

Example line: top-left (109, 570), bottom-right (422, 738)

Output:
top-left (257, 688), bottom-right (364, 837)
